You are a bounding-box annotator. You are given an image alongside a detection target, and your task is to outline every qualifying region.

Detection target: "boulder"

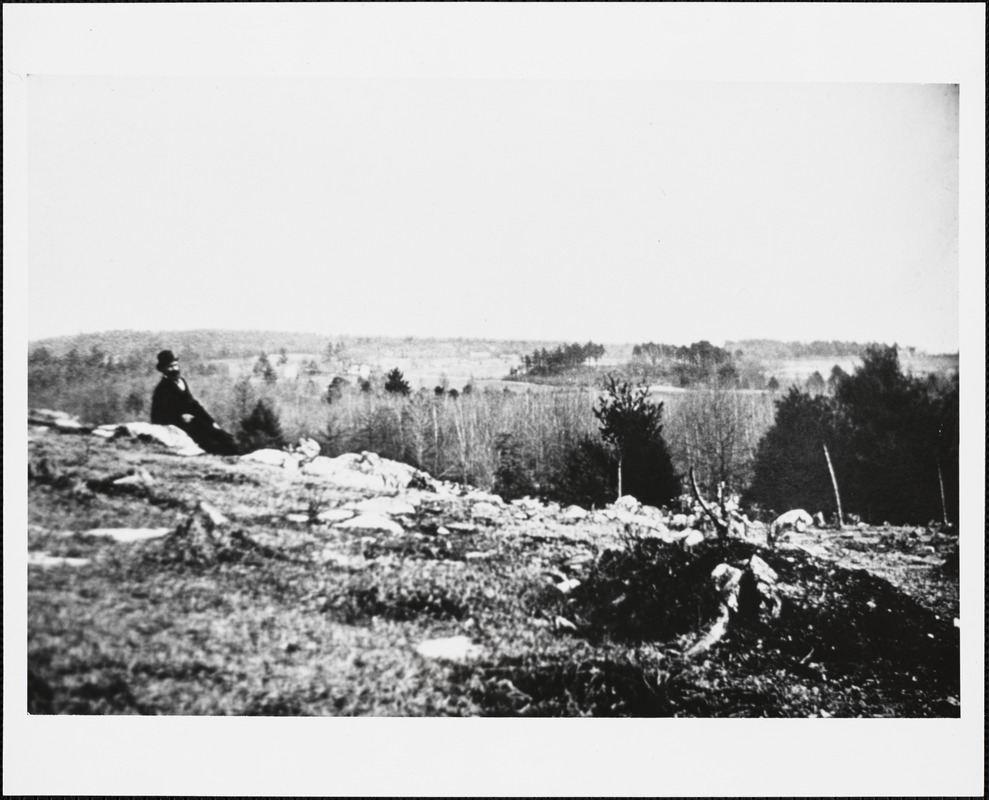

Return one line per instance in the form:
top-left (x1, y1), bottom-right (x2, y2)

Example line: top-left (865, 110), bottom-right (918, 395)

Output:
top-left (240, 449), bottom-right (301, 469)
top-left (612, 495), bottom-right (641, 512)
top-left (94, 422), bottom-right (204, 456)
top-left (464, 490), bottom-right (506, 506)
top-left (561, 505), bottom-right (589, 522)
top-left (681, 530), bottom-right (706, 548)
top-left (301, 451), bottom-right (429, 491)
top-left (771, 509), bottom-right (813, 536)
top-left (302, 457), bottom-right (388, 491)
top-left (292, 437), bottom-right (321, 461)
top-left (626, 513), bottom-right (668, 533)
top-left (470, 502), bottom-right (503, 523)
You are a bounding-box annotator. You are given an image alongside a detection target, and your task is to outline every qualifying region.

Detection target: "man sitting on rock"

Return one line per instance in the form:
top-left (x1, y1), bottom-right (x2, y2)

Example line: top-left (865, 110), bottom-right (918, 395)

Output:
top-left (151, 350), bottom-right (240, 455)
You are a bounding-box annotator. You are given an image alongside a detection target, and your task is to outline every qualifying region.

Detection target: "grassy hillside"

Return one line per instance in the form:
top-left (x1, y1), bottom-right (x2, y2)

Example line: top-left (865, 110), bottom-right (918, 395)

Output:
top-left (27, 429), bottom-right (960, 717)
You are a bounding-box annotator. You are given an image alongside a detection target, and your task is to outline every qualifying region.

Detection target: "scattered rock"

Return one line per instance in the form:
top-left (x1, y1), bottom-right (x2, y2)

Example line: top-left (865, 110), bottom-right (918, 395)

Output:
top-left (302, 456), bottom-right (388, 491)
top-left (681, 530), bottom-right (706, 549)
top-left (414, 636), bottom-right (483, 663)
top-left (80, 527), bottom-right (172, 543)
top-left (744, 555), bottom-right (782, 619)
top-left (771, 509), bottom-right (813, 538)
top-left (335, 513), bottom-right (404, 537)
top-left (555, 578), bottom-right (581, 595)
top-left (240, 449), bottom-right (301, 469)
top-left (28, 409), bottom-right (92, 433)
top-left (290, 437), bottom-right (321, 462)
top-left (512, 497), bottom-right (543, 512)
top-left (613, 495), bottom-right (641, 512)
top-left (470, 502), bottom-right (503, 523)
top-left (349, 496), bottom-right (417, 516)
top-left (464, 490), bottom-right (505, 505)
top-left (668, 514), bottom-right (694, 530)
top-left (151, 505), bottom-right (276, 566)
top-left (198, 501), bottom-right (229, 527)
top-left (710, 563), bottom-right (744, 613)
top-left (286, 513), bottom-right (310, 524)
top-left (627, 513), bottom-right (669, 533)
top-left (315, 508), bottom-right (355, 524)
top-left (110, 468), bottom-right (156, 489)
top-left (561, 505), bottom-right (589, 522)
top-left (447, 523), bottom-right (478, 534)
top-left (318, 550), bottom-right (367, 569)
top-left (301, 451), bottom-right (430, 491)
top-left (93, 422), bottom-right (204, 455)
top-left (28, 552), bottom-right (91, 568)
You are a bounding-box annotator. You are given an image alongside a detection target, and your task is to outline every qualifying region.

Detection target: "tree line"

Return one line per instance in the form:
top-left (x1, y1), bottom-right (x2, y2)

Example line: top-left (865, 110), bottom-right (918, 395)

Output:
top-left (514, 341), bottom-right (606, 377)
top-left (726, 339), bottom-right (882, 360)
top-left (745, 345), bottom-right (959, 526)
top-left (28, 338), bottom-right (959, 527)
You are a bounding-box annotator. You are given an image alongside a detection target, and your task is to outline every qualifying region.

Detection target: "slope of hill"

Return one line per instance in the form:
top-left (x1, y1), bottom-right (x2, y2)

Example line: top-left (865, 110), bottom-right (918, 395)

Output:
top-left (26, 422), bottom-right (960, 717)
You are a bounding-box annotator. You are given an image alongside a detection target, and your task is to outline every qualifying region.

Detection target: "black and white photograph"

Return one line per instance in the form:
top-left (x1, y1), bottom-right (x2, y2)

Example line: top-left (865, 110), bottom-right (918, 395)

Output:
top-left (4, 4), bottom-right (984, 797)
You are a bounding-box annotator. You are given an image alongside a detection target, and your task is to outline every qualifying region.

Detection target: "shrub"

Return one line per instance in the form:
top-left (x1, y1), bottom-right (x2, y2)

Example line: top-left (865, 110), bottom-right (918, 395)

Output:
top-left (384, 368), bottom-right (411, 396)
top-left (592, 376), bottom-right (680, 507)
top-left (743, 387), bottom-right (843, 516)
top-left (237, 400), bottom-right (286, 453)
top-left (492, 433), bottom-right (538, 501)
top-left (549, 436), bottom-right (614, 509)
top-left (326, 376), bottom-right (349, 404)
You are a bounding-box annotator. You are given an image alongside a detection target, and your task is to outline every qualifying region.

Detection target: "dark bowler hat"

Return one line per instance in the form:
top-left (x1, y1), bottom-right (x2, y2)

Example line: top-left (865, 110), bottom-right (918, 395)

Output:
top-left (156, 350), bottom-right (178, 371)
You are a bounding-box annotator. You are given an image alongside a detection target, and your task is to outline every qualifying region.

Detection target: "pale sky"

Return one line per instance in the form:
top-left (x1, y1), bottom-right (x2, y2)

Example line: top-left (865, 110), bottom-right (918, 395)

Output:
top-left (24, 78), bottom-right (960, 352)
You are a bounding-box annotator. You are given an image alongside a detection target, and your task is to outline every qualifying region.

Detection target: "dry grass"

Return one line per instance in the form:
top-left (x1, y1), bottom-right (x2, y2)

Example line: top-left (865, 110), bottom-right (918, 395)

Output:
top-left (26, 432), bottom-right (960, 718)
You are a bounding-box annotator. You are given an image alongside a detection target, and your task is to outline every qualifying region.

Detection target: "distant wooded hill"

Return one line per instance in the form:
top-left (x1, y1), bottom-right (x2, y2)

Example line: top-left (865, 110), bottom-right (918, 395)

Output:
top-left (27, 329), bottom-right (581, 367)
top-left (725, 339), bottom-right (955, 360)
top-left (28, 330), bottom-right (948, 374)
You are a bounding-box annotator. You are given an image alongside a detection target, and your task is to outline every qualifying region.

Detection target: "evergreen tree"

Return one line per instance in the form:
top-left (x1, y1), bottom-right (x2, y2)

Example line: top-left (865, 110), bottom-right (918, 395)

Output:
top-left (550, 436), bottom-right (615, 509)
top-left (744, 387), bottom-right (844, 516)
top-left (746, 346), bottom-right (959, 525)
top-left (237, 399), bottom-right (285, 453)
top-left (253, 352), bottom-right (272, 376)
top-left (384, 368), bottom-right (411, 396)
top-left (835, 345), bottom-right (951, 524)
top-left (326, 376), bottom-right (348, 404)
top-left (492, 433), bottom-right (538, 501)
top-left (592, 375), bottom-right (680, 507)
top-left (805, 371), bottom-right (826, 394)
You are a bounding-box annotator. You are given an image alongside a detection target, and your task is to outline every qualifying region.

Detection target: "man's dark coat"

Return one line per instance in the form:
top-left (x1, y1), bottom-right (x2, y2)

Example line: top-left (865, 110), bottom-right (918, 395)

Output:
top-left (151, 377), bottom-right (238, 455)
